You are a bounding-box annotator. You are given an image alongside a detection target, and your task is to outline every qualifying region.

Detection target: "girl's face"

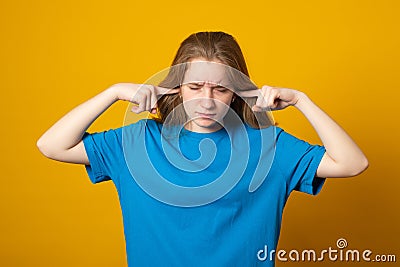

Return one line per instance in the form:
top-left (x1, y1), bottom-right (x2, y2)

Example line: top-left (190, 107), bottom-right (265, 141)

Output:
top-left (180, 57), bottom-right (235, 133)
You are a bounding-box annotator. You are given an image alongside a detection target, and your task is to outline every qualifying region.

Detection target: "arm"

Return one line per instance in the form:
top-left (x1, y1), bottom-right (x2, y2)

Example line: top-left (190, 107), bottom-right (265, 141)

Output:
top-left (293, 92), bottom-right (369, 178)
top-left (36, 86), bottom-right (119, 164)
top-left (36, 83), bottom-right (178, 164)
top-left (238, 85), bottom-right (369, 178)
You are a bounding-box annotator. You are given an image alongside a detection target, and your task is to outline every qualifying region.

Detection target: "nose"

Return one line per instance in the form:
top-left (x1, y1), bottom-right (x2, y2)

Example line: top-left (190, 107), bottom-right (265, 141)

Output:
top-left (199, 87), bottom-right (216, 109)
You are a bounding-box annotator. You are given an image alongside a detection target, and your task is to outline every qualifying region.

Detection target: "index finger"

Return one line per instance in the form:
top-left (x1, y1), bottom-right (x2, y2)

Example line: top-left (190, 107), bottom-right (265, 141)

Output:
top-left (155, 86), bottom-right (180, 96)
top-left (236, 88), bottom-right (261, 98)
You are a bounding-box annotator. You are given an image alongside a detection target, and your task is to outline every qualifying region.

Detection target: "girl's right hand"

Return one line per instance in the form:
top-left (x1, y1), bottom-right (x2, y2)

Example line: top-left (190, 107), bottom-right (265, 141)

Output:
top-left (110, 83), bottom-right (180, 114)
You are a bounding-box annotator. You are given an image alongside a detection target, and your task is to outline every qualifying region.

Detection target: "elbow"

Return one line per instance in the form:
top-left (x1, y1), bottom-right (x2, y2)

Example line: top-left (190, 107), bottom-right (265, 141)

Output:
top-left (36, 138), bottom-right (54, 159)
top-left (348, 156), bottom-right (369, 177)
top-left (36, 138), bottom-right (47, 157)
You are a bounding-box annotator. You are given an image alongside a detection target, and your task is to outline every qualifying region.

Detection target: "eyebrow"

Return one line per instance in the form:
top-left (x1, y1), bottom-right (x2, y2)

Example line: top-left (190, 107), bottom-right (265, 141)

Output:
top-left (187, 82), bottom-right (226, 88)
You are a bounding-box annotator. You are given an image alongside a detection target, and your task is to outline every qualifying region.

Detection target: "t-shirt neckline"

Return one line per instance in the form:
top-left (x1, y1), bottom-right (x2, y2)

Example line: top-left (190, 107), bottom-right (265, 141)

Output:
top-left (180, 126), bottom-right (227, 140)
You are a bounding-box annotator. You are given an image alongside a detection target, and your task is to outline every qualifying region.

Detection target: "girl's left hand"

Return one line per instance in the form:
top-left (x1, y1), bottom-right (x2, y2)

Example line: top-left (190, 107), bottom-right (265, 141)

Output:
top-left (237, 85), bottom-right (302, 112)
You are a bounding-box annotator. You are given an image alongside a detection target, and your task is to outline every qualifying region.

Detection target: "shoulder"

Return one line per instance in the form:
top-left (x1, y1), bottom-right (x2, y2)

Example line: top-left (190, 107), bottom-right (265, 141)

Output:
top-left (244, 124), bottom-right (310, 153)
top-left (244, 124), bottom-right (283, 141)
top-left (84, 119), bottom-right (160, 140)
top-left (122, 118), bottom-right (161, 131)
top-left (121, 118), bottom-right (163, 138)
top-left (273, 126), bottom-right (311, 150)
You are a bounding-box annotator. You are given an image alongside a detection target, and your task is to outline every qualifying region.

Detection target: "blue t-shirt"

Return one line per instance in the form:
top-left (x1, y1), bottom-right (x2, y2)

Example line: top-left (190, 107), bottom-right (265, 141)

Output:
top-left (82, 119), bottom-right (326, 267)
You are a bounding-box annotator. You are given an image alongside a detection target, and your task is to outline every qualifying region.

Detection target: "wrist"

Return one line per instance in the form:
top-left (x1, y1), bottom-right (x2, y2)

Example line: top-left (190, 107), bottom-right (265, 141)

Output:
top-left (293, 91), bottom-right (309, 109)
top-left (105, 85), bottom-right (121, 102)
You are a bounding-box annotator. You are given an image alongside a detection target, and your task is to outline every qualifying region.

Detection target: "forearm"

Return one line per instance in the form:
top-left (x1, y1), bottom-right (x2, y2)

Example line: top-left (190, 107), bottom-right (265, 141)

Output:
top-left (37, 86), bottom-right (118, 154)
top-left (294, 92), bottom-right (368, 173)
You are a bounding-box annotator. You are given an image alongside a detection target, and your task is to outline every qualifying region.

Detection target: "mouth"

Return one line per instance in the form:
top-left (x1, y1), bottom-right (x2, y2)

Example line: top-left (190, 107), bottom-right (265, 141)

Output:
top-left (195, 112), bottom-right (216, 119)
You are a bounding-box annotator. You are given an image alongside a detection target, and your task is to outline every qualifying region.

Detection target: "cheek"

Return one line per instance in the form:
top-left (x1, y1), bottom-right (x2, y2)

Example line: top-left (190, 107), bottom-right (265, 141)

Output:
top-left (217, 94), bottom-right (234, 106)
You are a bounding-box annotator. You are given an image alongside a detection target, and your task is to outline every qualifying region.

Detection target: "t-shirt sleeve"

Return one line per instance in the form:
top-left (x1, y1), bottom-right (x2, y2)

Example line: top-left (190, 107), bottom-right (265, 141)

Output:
top-left (275, 127), bottom-right (326, 196)
top-left (82, 127), bottom-right (123, 184)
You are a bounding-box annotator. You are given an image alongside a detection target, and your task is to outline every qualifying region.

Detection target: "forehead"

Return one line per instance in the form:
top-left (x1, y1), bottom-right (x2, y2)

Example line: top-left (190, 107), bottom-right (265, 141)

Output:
top-left (182, 60), bottom-right (230, 85)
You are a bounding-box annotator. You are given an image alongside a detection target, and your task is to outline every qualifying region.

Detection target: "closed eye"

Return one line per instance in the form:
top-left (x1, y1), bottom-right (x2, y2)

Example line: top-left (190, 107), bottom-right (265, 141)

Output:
top-left (215, 88), bottom-right (228, 92)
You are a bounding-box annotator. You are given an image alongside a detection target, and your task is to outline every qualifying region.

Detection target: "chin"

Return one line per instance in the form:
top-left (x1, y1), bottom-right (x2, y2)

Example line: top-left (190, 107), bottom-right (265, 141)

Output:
top-left (194, 118), bottom-right (221, 129)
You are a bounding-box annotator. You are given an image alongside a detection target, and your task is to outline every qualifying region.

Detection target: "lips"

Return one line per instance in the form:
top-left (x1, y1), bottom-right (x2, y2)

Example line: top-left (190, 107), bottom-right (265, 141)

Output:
top-left (195, 112), bottom-right (216, 119)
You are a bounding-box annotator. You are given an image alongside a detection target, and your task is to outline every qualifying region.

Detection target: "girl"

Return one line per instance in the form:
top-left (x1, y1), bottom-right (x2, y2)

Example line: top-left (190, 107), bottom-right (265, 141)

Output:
top-left (37, 31), bottom-right (368, 266)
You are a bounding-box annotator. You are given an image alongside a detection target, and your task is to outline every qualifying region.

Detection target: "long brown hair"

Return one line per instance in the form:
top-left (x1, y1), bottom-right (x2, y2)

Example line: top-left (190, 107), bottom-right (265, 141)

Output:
top-left (156, 31), bottom-right (273, 129)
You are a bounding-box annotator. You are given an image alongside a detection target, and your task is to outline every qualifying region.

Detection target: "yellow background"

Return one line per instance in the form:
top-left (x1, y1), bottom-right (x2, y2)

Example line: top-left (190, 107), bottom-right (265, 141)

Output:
top-left (1, 0), bottom-right (399, 266)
